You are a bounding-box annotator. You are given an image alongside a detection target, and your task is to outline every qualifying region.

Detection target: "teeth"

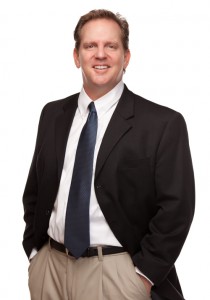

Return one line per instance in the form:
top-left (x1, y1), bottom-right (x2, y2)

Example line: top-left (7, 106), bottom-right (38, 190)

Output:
top-left (94, 66), bottom-right (109, 69)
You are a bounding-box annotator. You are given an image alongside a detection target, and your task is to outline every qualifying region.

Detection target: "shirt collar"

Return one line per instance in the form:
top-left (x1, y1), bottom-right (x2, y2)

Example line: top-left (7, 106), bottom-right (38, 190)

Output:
top-left (78, 81), bottom-right (124, 119)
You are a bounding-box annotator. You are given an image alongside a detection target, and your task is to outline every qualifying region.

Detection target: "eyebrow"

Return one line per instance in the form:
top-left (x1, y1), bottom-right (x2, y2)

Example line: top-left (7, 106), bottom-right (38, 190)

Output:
top-left (83, 41), bottom-right (119, 45)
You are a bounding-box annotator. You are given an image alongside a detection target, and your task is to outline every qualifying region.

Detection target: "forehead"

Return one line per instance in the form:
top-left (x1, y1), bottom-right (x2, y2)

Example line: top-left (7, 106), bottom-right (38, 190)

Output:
top-left (80, 18), bottom-right (122, 42)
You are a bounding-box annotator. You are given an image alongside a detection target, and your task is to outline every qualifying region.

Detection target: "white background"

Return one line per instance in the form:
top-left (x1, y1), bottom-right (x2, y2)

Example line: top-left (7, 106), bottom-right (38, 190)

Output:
top-left (0, 0), bottom-right (209, 299)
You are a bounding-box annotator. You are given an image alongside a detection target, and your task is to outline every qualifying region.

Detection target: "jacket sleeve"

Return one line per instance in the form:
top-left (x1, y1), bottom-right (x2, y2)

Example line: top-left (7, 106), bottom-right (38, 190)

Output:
top-left (22, 105), bottom-right (46, 258)
top-left (132, 112), bottom-right (195, 286)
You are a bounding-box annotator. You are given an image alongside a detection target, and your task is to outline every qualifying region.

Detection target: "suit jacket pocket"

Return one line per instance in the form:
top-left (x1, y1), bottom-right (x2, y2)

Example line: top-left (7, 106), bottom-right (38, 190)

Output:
top-left (118, 157), bottom-right (153, 193)
top-left (118, 157), bottom-right (152, 170)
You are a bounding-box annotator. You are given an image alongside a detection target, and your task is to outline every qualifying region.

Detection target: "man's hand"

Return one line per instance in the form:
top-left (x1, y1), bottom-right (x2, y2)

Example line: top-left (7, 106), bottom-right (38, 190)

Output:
top-left (138, 274), bottom-right (152, 296)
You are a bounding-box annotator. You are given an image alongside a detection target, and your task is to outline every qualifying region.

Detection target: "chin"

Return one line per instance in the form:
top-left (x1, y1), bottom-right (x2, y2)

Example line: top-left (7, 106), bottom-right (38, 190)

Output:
top-left (93, 77), bottom-right (114, 86)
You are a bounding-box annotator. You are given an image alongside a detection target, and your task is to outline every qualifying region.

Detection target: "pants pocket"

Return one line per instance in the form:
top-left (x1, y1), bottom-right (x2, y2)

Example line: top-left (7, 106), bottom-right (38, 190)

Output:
top-left (120, 254), bottom-right (151, 299)
top-left (28, 243), bottom-right (49, 299)
top-left (103, 253), bottom-right (151, 300)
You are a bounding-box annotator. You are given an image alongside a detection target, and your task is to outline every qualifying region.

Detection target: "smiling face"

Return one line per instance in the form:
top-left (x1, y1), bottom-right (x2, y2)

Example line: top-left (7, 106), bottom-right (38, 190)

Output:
top-left (73, 18), bottom-right (130, 100)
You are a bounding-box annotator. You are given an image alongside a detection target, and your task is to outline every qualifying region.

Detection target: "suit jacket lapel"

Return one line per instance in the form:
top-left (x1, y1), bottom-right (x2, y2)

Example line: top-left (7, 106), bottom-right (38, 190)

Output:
top-left (54, 86), bottom-right (135, 181)
top-left (55, 94), bottom-right (78, 180)
top-left (95, 86), bottom-right (135, 178)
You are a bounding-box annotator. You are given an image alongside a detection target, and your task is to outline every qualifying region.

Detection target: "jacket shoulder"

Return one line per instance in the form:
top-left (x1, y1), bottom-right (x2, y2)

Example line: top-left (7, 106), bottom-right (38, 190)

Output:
top-left (126, 87), bottom-right (184, 123)
top-left (42, 93), bottom-right (79, 112)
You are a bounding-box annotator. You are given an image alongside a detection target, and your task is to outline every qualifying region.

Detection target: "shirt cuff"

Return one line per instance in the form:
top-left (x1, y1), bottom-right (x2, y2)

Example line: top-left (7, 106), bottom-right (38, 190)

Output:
top-left (135, 266), bottom-right (154, 285)
top-left (29, 248), bottom-right (38, 261)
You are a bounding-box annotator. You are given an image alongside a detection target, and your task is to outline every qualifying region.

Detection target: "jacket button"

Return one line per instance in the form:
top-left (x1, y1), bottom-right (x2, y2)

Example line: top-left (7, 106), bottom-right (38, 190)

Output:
top-left (45, 209), bottom-right (50, 216)
top-left (96, 185), bottom-right (102, 189)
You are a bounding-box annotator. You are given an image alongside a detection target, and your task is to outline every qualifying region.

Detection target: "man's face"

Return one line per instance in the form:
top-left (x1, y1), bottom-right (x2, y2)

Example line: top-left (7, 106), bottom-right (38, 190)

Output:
top-left (73, 18), bottom-right (130, 100)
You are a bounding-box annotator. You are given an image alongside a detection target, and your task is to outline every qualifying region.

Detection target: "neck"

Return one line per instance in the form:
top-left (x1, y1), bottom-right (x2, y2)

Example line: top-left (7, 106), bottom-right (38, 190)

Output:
top-left (83, 86), bottom-right (110, 101)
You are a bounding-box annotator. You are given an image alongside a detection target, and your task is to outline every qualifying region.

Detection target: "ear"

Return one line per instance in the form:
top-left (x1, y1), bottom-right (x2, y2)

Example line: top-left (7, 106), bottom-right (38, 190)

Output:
top-left (123, 49), bottom-right (131, 70)
top-left (73, 48), bottom-right (80, 68)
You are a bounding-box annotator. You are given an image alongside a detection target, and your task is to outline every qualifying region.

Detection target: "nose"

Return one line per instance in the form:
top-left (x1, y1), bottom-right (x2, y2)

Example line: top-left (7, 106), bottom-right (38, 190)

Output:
top-left (95, 46), bottom-right (107, 59)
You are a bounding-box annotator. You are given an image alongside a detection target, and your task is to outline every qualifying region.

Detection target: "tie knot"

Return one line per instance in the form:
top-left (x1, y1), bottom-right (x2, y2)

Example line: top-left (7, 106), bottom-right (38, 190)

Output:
top-left (88, 102), bottom-right (96, 113)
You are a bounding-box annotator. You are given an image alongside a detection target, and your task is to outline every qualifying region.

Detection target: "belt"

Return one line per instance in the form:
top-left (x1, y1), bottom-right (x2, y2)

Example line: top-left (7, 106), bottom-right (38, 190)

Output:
top-left (50, 238), bottom-right (125, 258)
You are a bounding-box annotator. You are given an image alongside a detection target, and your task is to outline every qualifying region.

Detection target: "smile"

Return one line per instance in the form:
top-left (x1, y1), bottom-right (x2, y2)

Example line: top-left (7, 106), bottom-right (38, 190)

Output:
top-left (93, 65), bottom-right (110, 70)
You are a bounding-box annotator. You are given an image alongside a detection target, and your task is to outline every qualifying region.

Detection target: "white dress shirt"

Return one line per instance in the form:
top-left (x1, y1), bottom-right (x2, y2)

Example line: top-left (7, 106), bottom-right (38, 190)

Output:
top-left (48, 80), bottom-right (123, 246)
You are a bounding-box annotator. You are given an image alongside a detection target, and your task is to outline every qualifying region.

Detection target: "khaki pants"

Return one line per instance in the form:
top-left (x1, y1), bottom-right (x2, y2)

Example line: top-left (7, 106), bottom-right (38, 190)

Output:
top-left (28, 242), bottom-right (151, 300)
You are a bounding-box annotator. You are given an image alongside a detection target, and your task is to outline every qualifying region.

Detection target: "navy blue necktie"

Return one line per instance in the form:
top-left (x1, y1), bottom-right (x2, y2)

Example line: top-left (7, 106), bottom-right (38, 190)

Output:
top-left (64, 102), bottom-right (98, 258)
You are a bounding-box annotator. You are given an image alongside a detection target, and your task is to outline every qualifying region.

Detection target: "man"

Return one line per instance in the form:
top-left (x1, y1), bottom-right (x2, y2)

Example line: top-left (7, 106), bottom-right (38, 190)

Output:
top-left (23, 9), bottom-right (195, 300)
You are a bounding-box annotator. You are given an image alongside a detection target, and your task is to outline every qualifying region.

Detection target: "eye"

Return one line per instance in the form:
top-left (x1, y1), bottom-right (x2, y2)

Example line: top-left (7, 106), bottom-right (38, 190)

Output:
top-left (106, 43), bottom-right (118, 50)
top-left (84, 43), bottom-right (95, 49)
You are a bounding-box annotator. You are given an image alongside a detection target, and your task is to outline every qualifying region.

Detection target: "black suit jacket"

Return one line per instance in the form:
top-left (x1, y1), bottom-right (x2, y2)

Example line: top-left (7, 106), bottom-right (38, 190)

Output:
top-left (23, 85), bottom-right (195, 299)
